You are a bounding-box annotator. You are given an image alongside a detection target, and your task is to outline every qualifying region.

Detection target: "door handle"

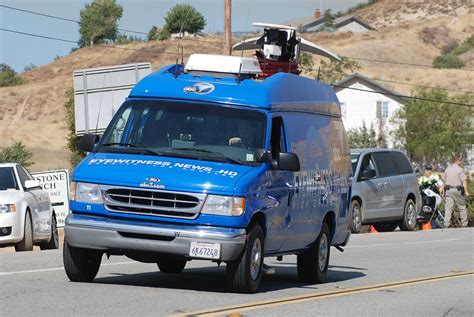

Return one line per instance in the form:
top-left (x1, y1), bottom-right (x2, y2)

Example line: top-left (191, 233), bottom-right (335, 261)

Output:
top-left (377, 183), bottom-right (384, 187)
top-left (384, 182), bottom-right (391, 187)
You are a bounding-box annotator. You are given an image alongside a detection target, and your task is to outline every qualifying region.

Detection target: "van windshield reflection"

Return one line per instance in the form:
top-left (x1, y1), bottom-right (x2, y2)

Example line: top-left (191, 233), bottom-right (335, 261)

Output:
top-left (98, 100), bottom-right (266, 165)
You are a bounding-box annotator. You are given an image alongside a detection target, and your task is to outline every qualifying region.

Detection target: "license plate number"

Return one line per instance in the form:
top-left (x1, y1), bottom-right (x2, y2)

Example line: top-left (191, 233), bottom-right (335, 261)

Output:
top-left (189, 242), bottom-right (221, 259)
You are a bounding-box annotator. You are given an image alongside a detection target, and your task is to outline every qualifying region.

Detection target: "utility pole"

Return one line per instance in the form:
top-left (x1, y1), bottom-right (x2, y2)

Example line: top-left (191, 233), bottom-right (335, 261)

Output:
top-left (224, 0), bottom-right (232, 55)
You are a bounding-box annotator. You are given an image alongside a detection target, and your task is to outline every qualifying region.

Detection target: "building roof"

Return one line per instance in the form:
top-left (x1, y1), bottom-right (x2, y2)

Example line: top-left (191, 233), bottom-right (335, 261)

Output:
top-left (333, 72), bottom-right (405, 104)
top-left (283, 15), bottom-right (376, 32)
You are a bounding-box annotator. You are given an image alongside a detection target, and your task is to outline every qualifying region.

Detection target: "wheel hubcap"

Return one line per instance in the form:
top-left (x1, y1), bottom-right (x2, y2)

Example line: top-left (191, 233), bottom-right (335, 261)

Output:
top-left (318, 234), bottom-right (328, 272)
top-left (250, 238), bottom-right (262, 280)
top-left (407, 203), bottom-right (415, 226)
top-left (352, 205), bottom-right (361, 229)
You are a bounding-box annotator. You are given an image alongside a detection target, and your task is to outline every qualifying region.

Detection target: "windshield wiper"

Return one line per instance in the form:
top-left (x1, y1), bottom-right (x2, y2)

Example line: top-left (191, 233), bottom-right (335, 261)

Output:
top-left (101, 143), bottom-right (162, 156)
top-left (175, 148), bottom-right (243, 165)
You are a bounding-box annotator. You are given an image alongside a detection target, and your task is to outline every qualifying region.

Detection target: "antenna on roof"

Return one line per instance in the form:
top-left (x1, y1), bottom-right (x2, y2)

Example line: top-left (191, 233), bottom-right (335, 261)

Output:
top-left (237, 62), bottom-right (242, 83)
top-left (174, 58), bottom-right (179, 78)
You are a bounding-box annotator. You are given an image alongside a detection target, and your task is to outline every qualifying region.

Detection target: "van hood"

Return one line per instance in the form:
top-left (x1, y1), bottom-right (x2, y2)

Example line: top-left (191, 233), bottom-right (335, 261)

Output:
top-left (74, 153), bottom-right (254, 194)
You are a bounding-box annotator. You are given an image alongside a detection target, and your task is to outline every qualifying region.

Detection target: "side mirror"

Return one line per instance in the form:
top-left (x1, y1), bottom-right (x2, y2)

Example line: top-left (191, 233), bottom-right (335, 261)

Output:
top-left (24, 180), bottom-right (41, 190)
top-left (79, 134), bottom-right (100, 152)
top-left (360, 169), bottom-right (376, 180)
top-left (255, 149), bottom-right (270, 163)
top-left (273, 152), bottom-right (300, 171)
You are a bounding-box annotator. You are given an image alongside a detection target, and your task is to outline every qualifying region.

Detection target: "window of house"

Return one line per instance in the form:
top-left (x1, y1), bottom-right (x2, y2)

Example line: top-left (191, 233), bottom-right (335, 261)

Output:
top-left (382, 101), bottom-right (389, 118)
top-left (340, 102), bottom-right (346, 118)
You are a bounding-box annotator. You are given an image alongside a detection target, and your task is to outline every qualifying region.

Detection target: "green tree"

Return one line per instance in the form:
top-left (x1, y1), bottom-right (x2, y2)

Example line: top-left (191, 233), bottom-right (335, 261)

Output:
top-left (0, 141), bottom-right (34, 167)
top-left (0, 63), bottom-right (23, 87)
top-left (347, 122), bottom-right (377, 148)
top-left (164, 4), bottom-right (206, 36)
top-left (317, 57), bottom-right (361, 84)
top-left (79, 0), bottom-right (123, 47)
top-left (147, 25), bottom-right (170, 41)
top-left (322, 9), bottom-right (335, 28)
top-left (64, 88), bottom-right (85, 166)
top-left (393, 87), bottom-right (473, 163)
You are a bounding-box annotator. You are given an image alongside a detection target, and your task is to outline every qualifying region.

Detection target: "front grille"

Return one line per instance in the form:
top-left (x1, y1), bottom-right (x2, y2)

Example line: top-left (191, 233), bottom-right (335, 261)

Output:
top-left (102, 186), bottom-right (205, 219)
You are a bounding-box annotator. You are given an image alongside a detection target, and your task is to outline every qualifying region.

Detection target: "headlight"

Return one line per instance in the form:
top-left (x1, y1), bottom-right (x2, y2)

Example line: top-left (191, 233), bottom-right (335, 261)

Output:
top-left (201, 195), bottom-right (245, 216)
top-left (0, 204), bottom-right (16, 214)
top-left (74, 182), bottom-right (103, 204)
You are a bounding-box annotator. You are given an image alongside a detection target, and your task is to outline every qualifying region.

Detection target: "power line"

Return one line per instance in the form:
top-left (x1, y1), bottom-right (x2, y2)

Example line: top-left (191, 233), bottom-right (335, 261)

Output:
top-left (342, 55), bottom-right (474, 72)
top-left (0, 28), bottom-right (186, 57)
top-left (331, 85), bottom-right (473, 107)
top-left (0, 28), bottom-right (78, 44)
top-left (363, 77), bottom-right (474, 95)
top-left (0, 4), bottom-right (147, 36)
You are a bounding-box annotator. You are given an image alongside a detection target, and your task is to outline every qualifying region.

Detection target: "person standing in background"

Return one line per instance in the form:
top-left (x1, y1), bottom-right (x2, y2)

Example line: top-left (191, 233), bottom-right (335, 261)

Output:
top-left (443, 157), bottom-right (469, 227)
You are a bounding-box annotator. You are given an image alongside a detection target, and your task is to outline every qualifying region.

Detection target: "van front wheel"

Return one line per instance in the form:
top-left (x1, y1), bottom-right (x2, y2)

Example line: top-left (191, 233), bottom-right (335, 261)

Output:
top-left (297, 222), bottom-right (330, 283)
top-left (226, 224), bottom-right (264, 293)
top-left (400, 199), bottom-right (417, 231)
top-left (63, 241), bottom-right (102, 282)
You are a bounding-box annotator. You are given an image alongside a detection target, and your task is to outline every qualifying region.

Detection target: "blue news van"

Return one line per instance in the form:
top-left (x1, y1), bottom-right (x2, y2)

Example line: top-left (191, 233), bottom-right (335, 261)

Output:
top-left (64, 54), bottom-right (352, 293)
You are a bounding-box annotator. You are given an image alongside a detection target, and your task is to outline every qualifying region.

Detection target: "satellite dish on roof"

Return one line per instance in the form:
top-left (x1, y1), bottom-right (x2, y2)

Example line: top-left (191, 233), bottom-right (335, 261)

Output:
top-left (233, 22), bottom-right (341, 78)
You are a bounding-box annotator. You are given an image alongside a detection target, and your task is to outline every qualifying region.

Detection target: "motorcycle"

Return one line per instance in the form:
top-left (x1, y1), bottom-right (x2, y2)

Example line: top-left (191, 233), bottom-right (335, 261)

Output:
top-left (418, 180), bottom-right (446, 228)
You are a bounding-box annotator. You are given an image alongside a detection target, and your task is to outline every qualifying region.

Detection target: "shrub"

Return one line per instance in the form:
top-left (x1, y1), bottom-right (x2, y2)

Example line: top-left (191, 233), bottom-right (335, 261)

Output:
top-left (0, 141), bottom-right (34, 167)
top-left (433, 54), bottom-right (464, 69)
top-left (0, 63), bottom-right (23, 87)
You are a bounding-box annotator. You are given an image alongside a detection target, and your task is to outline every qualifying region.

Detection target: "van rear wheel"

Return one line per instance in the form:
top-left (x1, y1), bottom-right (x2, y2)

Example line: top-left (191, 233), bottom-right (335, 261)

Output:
top-left (297, 222), bottom-right (330, 283)
top-left (63, 240), bottom-right (102, 282)
top-left (226, 224), bottom-right (264, 293)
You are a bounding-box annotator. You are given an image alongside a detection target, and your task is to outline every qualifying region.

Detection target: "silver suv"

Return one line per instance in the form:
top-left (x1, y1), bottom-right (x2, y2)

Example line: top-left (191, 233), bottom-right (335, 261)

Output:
top-left (349, 148), bottom-right (420, 233)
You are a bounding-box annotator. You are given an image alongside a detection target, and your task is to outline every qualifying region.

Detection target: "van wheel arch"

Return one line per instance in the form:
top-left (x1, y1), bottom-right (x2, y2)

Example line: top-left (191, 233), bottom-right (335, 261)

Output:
top-left (323, 211), bottom-right (336, 243)
top-left (249, 212), bottom-right (266, 237)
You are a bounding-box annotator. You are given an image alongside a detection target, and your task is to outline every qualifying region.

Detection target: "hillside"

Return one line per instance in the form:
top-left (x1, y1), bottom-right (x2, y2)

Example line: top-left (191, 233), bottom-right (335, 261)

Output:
top-left (0, 0), bottom-right (473, 171)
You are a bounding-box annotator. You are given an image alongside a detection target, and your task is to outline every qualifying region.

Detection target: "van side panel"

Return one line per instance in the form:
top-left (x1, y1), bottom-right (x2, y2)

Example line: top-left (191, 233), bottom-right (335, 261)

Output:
top-left (279, 112), bottom-right (351, 250)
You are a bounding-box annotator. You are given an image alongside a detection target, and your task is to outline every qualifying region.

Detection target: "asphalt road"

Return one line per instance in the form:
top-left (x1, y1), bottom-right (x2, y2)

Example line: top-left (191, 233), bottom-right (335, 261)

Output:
top-left (1, 228), bottom-right (473, 316)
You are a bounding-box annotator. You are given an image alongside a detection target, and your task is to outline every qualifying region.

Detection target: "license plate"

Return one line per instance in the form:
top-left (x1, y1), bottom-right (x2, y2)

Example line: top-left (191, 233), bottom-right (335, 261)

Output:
top-left (189, 242), bottom-right (221, 259)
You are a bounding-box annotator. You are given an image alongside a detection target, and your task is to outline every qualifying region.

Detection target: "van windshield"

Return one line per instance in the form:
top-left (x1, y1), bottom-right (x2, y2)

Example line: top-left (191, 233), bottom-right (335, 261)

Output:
top-left (98, 100), bottom-right (266, 164)
top-left (350, 153), bottom-right (360, 173)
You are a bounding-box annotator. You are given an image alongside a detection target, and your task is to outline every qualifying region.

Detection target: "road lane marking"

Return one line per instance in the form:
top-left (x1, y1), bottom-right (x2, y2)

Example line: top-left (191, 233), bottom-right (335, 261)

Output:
top-left (348, 238), bottom-right (462, 248)
top-left (173, 271), bottom-right (473, 317)
top-left (0, 261), bottom-right (136, 276)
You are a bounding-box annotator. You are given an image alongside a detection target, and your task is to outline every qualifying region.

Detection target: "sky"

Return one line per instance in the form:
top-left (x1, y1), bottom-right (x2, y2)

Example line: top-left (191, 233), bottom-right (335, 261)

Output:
top-left (0, 0), bottom-right (365, 72)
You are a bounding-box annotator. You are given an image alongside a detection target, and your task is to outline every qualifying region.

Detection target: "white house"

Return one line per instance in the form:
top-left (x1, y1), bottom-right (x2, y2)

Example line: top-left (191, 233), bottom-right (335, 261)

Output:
top-left (333, 73), bottom-right (405, 148)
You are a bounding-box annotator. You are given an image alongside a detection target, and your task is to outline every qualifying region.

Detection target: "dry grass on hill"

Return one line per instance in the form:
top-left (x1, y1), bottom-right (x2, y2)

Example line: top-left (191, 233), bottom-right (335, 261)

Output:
top-left (0, 0), bottom-right (472, 171)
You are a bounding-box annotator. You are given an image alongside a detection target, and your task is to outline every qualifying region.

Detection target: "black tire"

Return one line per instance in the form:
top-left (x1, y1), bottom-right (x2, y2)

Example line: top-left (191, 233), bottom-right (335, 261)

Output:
top-left (297, 222), bottom-right (331, 284)
top-left (373, 222), bottom-right (398, 232)
top-left (15, 211), bottom-right (33, 252)
top-left (63, 240), bottom-right (102, 282)
top-left (400, 199), bottom-right (417, 231)
top-left (157, 256), bottom-right (187, 273)
top-left (40, 215), bottom-right (59, 250)
top-left (226, 224), bottom-right (264, 293)
top-left (349, 200), bottom-right (363, 233)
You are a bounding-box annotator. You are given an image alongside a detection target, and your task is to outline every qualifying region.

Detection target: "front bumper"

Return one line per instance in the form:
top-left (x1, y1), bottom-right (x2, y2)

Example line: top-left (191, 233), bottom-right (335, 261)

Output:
top-left (64, 213), bottom-right (247, 261)
top-left (0, 212), bottom-right (23, 245)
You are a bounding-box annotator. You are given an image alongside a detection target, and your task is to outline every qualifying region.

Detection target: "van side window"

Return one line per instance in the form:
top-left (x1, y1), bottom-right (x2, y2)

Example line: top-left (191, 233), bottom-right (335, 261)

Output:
top-left (270, 117), bottom-right (286, 159)
top-left (372, 152), bottom-right (398, 177)
top-left (358, 154), bottom-right (377, 180)
top-left (392, 152), bottom-right (413, 174)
